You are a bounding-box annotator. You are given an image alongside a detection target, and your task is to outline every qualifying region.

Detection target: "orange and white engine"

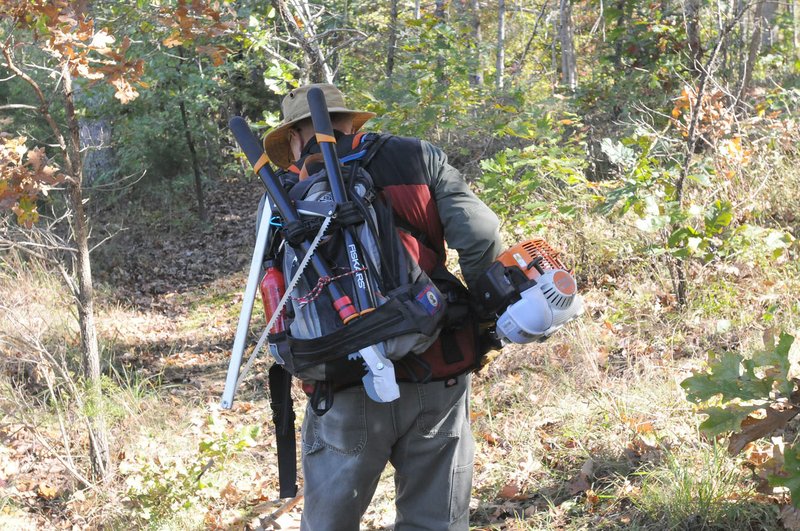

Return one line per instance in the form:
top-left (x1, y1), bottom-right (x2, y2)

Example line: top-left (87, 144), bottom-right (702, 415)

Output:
top-left (476, 239), bottom-right (583, 344)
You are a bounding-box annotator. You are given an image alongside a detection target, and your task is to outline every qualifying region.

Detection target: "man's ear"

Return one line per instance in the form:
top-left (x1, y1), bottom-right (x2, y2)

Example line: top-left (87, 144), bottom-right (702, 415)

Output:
top-left (287, 128), bottom-right (304, 162)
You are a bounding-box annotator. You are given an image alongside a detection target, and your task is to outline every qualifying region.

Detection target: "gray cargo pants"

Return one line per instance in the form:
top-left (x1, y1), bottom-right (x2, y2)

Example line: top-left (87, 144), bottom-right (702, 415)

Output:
top-left (300, 375), bottom-right (474, 531)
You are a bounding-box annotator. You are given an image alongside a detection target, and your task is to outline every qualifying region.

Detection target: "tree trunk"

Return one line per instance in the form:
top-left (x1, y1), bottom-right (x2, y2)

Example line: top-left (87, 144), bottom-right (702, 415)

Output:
top-left (737, 0), bottom-right (766, 110)
top-left (685, 0), bottom-right (703, 75)
top-left (76, 82), bottom-right (113, 187)
top-left (469, 0), bottom-right (484, 85)
top-left (795, 0), bottom-right (800, 60)
top-left (63, 68), bottom-right (111, 482)
top-left (175, 48), bottom-right (208, 223)
top-left (73, 3), bottom-right (114, 188)
top-left (612, 0), bottom-right (627, 67)
top-left (559, 0), bottom-right (577, 90)
top-left (496, 0), bottom-right (506, 89)
top-left (760, 0), bottom-right (779, 48)
top-left (514, 1), bottom-right (549, 82)
top-left (434, 0), bottom-right (449, 88)
top-left (552, 15), bottom-right (559, 89)
top-left (179, 99), bottom-right (208, 222)
top-left (387, 0), bottom-right (399, 79)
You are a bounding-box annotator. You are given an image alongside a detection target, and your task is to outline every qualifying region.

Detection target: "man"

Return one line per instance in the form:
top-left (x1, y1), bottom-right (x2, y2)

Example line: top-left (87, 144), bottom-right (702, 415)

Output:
top-left (262, 83), bottom-right (503, 530)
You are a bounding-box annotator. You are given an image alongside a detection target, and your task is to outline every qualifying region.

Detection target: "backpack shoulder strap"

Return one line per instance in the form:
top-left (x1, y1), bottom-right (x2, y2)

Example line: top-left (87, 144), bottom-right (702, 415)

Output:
top-left (359, 133), bottom-right (392, 168)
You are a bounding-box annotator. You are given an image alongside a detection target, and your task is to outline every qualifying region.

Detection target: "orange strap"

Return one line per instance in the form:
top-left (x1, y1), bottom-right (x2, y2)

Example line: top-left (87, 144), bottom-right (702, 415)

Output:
top-left (316, 133), bottom-right (336, 143)
top-left (351, 132), bottom-right (366, 150)
top-left (253, 153), bottom-right (270, 175)
top-left (299, 154), bottom-right (324, 181)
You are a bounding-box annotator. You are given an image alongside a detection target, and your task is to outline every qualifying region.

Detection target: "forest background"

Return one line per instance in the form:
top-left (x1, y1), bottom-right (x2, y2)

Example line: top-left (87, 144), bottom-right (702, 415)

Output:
top-left (1, 0), bottom-right (799, 529)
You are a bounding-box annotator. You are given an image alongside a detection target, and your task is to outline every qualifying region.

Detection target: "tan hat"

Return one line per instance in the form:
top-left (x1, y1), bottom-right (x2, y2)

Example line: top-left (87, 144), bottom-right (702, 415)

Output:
top-left (262, 83), bottom-right (376, 169)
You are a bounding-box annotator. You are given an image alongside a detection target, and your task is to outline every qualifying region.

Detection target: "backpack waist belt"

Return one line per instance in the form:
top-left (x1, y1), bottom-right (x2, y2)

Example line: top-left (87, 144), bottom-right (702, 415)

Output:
top-left (268, 277), bottom-right (446, 380)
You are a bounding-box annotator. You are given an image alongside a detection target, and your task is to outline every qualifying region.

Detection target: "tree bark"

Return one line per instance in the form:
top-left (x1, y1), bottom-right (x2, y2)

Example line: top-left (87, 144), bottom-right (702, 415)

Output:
top-left (737, 0), bottom-right (766, 110)
top-left (559, 0), bottom-right (577, 90)
top-left (685, 0), bottom-right (703, 75)
top-left (496, 0), bottom-right (506, 89)
top-left (63, 67), bottom-right (111, 481)
top-left (387, 0), bottom-right (399, 79)
top-left (470, 0), bottom-right (484, 85)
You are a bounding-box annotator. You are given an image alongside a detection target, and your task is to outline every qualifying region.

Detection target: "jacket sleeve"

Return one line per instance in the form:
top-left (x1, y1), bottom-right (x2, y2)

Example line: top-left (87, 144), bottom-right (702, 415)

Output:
top-left (421, 140), bottom-right (504, 292)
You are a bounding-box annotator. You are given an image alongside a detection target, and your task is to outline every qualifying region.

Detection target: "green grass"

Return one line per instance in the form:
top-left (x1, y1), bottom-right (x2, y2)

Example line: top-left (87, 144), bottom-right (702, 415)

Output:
top-left (631, 445), bottom-right (780, 530)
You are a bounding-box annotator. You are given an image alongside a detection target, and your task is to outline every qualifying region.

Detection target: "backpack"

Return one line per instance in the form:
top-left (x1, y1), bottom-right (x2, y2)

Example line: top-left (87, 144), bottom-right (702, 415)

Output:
top-left (263, 134), bottom-right (464, 413)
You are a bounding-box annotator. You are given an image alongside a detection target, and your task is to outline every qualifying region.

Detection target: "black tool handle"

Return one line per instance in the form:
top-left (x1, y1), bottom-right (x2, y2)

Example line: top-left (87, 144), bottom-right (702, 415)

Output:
top-left (307, 88), bottom-right (349, 204)
top-left (306, 88), bottom-right (375, 313)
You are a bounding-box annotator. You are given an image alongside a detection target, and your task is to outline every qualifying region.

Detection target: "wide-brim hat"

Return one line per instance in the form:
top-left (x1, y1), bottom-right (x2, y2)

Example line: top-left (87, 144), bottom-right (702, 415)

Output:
top-left (262, 83), bottom-right (376, 169)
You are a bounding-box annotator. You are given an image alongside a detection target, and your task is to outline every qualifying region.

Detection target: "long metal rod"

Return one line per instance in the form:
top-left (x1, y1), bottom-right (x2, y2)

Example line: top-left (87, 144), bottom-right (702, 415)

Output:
top-left (220, 199), bottom-right (273, 409)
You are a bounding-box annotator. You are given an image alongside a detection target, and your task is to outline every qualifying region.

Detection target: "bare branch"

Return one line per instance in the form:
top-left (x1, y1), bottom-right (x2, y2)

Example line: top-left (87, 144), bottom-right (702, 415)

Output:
top-left (0, 104), bottom-right (37, 111)
top-left (311, 27), bottom-right (369, 42)
top-left (254, 45), bottom-right (301, 70)
top-left (89, 227), bottom-right (126, 254)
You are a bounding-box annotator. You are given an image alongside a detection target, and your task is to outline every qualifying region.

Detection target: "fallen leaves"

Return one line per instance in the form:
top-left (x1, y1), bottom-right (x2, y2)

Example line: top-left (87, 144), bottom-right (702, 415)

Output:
top-left (498, 481), bottom-right (527, 501)
top-left (568, 458), bottom-right (594, 495)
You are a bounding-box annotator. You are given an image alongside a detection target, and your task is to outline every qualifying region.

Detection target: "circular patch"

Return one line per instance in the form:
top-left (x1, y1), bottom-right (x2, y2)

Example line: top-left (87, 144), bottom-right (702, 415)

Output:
top-left (552, 270), bottom-right (576, 295)
top-left (426, 291), bottom-right (439, 307)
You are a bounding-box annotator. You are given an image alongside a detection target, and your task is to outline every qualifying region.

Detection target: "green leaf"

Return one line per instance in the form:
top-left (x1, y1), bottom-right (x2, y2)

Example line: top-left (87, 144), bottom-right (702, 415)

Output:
top-left (681, 351), bottom-right (772, 403)
top-left (698, 404), bottom-right (760, 435)
top-left (704, 200), bottom-right (733, 236)
top-left (688, 172), bottom-right (712, 187)
top-left (769, 445), bottom-right (800, 507)
top-left (753, 332), bottom-right (796, 396)
top-left (600, 138), bottom-right (637, 168)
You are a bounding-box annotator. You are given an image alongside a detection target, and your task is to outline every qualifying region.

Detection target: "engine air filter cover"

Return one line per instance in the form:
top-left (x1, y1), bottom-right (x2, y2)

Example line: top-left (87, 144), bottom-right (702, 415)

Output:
top-left (539, 270), bottom-right (576, 310)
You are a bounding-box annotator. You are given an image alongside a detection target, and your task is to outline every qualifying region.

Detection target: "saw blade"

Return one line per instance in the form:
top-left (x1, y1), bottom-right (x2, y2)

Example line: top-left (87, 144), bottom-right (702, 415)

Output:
top-left (236, 214), bottom-right (334, 388)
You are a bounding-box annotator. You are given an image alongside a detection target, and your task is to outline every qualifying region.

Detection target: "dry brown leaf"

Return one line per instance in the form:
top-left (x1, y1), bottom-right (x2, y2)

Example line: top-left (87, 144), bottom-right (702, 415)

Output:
top-left (742, 442), bottom-right (773, 467)
top-left (498, 481), bottom-right (526, 500)
top-left (482, 432), bottom-right (499, 446)
top-left (585, 489), bottom-right (599, 507)
top-left (728, 407), bottom-right (800, 456)
top-left (569, 458), bottom-right (594, 495)
top-left (220, 481), bottom-right (245, 505)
